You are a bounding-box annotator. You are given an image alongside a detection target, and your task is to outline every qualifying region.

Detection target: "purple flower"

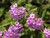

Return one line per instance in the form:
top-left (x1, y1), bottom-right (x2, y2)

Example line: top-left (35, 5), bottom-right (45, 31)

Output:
top-left (35, 18), bottom-right (43, 26)
top-left (30, 13), bottom-right (35, 18)
top-left (26, 19), bottom-right (35, 24)
top-left (27, 17), bottom-right (33, 20)
top-left (28, 24), bottom-right (34, 29)
top-left (43, 28), bottom-right (50, 38)
top-left (15, 21), bottom-right (19, 26)
top-left (26, 14), bottom-right (43, 30)
top-left (9, 3), bottom-right (26, 21)
top-left (20, 7), bottom-right (25, 13)
top-left (13, 3), bottom-right (17, 8)
top-left (3, 22), bottom-right (24, 38)
top-left (10, 3), bottom-right (17, 9)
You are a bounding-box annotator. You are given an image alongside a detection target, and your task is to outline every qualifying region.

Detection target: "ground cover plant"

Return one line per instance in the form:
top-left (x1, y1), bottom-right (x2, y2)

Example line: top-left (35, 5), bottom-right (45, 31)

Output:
top-left (0, 0), bottom-right (50, 38)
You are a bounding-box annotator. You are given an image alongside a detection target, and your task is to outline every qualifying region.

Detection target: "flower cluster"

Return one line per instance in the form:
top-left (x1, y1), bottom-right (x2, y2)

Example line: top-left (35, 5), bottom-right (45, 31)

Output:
top-left (0, 3), bottom-right (24, 38)
top-left (9, 3), bottom-right (26, 21)
top-left (43, 28), bottom-right (50, 38)
top-left (26, 13), bottom-right (43, 30)
top-left (0, 3), bottom-right (49, 38)
top-left (0, 22), bottom-right (24, 38)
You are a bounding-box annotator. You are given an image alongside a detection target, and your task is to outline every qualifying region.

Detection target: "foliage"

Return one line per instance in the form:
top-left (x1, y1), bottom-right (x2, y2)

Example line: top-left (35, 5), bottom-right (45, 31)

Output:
top-left (0, 0), bottom-right (50, 38)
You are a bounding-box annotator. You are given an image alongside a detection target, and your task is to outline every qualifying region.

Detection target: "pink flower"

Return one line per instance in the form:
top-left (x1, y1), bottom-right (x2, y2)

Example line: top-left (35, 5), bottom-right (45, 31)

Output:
top-left (26, 14), bottom-right (43, 30)
top-left (43, 28), bottom-right (50, 38)
top-left (30, 13), bottom-right (35, 18)
top-left (9, 3), bottom-right (26, 21)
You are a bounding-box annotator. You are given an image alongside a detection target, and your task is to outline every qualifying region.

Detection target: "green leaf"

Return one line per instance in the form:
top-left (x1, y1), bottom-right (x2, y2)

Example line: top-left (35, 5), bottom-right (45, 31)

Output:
top-left (42, 33), bottom-right (45, 38)
top-left (37, 0), bottom-right (44, 4)
top-left (0, 8), bottom-right (4, 17)
top-left (0, 27), bottom-right (5, 33)
top-left (30, 35), bottom-right (33, 38)
top-left (42, 9), bottom-right (46, 19)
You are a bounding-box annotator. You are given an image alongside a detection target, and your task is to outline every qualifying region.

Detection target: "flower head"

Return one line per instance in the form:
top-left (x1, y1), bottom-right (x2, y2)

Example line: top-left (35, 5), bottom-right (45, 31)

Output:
top-left (30, 13), bottom-right (35, 18)
top-left (9, 3), bottom-right (26, 21)
top-left (3, 22), bottom-right (24, 38)
top-left (43, 28), bottom-right (50, 38)
top-left (26, 13), bottom-right (43, 30)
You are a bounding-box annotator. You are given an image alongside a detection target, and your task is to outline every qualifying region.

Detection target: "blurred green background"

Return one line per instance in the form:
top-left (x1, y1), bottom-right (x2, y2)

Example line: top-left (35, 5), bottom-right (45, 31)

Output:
top-left (0, 0), bottom-right (50, 38)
